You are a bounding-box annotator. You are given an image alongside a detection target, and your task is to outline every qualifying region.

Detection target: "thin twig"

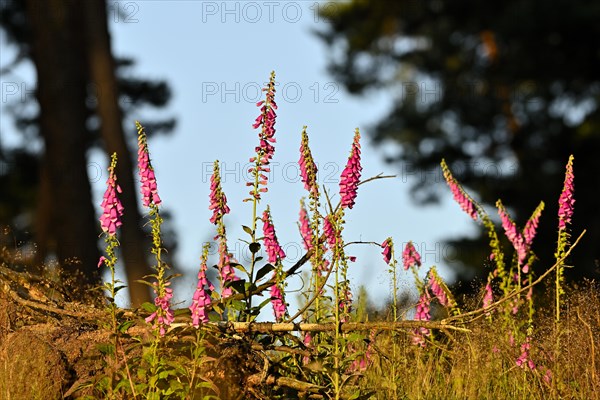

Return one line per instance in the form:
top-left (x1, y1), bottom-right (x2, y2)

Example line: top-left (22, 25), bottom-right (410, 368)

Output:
top-left (443, 230), bottom-right (586, 324)
top-left (285, 258), bottom-right (335, 322)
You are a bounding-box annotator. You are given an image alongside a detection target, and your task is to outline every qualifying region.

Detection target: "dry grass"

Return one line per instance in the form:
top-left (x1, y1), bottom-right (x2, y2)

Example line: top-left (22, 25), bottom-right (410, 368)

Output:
top-left (360, 281), bottom-right (600, 400)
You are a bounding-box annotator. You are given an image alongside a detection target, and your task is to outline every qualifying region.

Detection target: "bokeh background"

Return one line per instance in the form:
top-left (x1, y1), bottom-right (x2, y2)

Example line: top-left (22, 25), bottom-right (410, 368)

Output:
top-left (1, 0), bottom-right (598, 313)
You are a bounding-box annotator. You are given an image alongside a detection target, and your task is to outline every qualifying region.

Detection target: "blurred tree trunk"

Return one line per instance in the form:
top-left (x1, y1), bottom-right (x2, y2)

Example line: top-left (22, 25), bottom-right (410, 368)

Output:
top-left (82, 0), bottom-right (151, 306)
top-left (25, 0), bottom-right (100, 285)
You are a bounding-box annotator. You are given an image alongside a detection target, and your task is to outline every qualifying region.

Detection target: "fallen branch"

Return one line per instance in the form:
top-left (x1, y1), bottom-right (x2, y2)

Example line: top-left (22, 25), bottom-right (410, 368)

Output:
top-left (195, 320), bottom-right (471, 334)
top-left (246, 373), bottom-right (324, 394)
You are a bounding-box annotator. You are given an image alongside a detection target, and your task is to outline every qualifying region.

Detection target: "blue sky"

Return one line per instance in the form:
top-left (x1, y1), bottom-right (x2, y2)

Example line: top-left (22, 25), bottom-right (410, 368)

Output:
top-left (1, 1), bottom-right (477, 312)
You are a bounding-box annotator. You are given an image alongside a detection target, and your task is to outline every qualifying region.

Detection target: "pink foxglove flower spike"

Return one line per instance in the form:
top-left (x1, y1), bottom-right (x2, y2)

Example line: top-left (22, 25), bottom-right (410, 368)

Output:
top-left (381, 238), bottom-right (393, 265)
top-left (136, 121), bottom-right (162, 208)
top-left (190, 244), bottom-right (215, 327)
top-left (558, 155), bottom-right (575, 230)
top-left (299, 126), bottom-right (318, 196)
top-left (270, 279), bottom-right (287, 321)
top-left (339, 128), bottom-right (362, 210)
top-left (441, 159), bottom-right (478, 221)
top-left (299, 200), bottom-right (313, 251)
top-left (412, 290), bottom-right (431, 347)
top-left (262, 207), bottom-right (286, 264)
top-left (402, 241), bottom-right (422, 270)
top-left (497, 201), bottom-right (527, 266)
top-left (247, 71), bottom-right (278, 202)
top-left (99, 153), bottom-right (124, 237)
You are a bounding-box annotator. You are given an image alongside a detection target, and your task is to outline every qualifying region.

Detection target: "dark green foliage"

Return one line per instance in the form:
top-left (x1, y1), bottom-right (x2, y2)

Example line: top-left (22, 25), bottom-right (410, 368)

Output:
top-left (316, 0), bottom-right (600, 281)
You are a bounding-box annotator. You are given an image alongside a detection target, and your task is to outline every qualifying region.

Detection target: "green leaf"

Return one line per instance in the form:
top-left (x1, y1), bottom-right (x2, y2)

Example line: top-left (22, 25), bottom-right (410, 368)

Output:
top-left (134, 279), bottom-right (157, 288)
top-left (249, 242), bottom-right (261, 254)
top-left (96, 343), bottom-right (115, 356)
top-left (246, 282), bottom-right (258, 293)
top-left (255, 263), bottom-right (275, 281)
top-left (140, 302), bottom-right (157, 313)
top-left (242, 225), bottom-right (254, 235)
top-left (257, 297), bottom-right (273, 309)
top-left (170, 309), bottom-right (187, 319)
top-left (118, 320), bottom-right (135, 333)
top-left (227, 279), bottom-right (247, 294)
top-left (114, 285), bottom-right (127, 293)
top-left (164, 273), bottom-right (183, 281)
top-left (158, 370), bottom-right (171, 379)
top-left (230, 299), bottom-right (246, 311)
top-left (229, 262), bottom-right (247, 274)
top-left (169, 380), bottom-right (184, 391)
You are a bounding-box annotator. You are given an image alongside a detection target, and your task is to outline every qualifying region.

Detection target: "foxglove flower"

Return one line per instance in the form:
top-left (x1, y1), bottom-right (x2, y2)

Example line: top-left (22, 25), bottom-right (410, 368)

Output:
top-left (413, 290), bottom-right (431, 347)
top-left (428, 270), bottom-right (449, 307)
top-left (136, 122), bottom-right (162, 208)
top-left (248, 72), bottom-right (278, 201)
top-left (483, 280), bottom-right (494, 314)
top-left (516, 339), bottom-right (536, 370)
top-left (402, 241), bottom-right (422, 270)
top-left (323, 215), bottom-right (337, 249)
top-left (339, 286), bottom-right (353, 322)
top-left (190, 246), bottom-right (214, 327)
top-left (558, 155), bottom-right (575, 230)
top-left (263, 207), bottom-right (286, 264)
top-left (209, 161), bottom-right (230, 225)
top-left (441, 159), bottom-right (477, 221)
top-left (497, 201), bottom-right (527, 266)
top-left (523, 202), bottom-right (544, 247)
top-left (299, 200), bottom-right (313, 251)
top-left (381, 237), bottom-right (393, 265)
top-left (302, 332), bottom-right (312, 364)
top-left (299, 127), bottom-right (318, 195)
top-left (145, 282), bottom-right (174, 336)
top-left (270, 278), bottom-right (287, 321)
top-left (339, 129), bottom-right (362, 209)
top-left (99, 153), bottom-right (124, 236)
top-left (219, 249), bottom-right (239, 299)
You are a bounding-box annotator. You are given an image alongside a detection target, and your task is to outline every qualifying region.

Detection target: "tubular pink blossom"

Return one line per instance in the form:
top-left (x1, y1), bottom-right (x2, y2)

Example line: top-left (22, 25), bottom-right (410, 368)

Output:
top-left (262, 207), bottom-right (286, 264)
top-left (497, 201), bottom-right (527, 266)
top-left (441, 159), bottom-right (477, 221)
top-left (190, 250), bottom-right (215, 327)
top-left (402, 241), bottom-right (422, 270)
top-left (558, 155), bottom-right (575, 230)
top-left (339, 286), bottom-right (353, 322)
top-left (145, 282), bottom-right (174, 336)
top-left (302, 332), bottom-right (312, 364)
top-left (99, 154), bottom-right (124, 236)
top-left (323, 215), bottom-right (337, 249)
top-left (299, 127), bottom-right (318, 195)
top-left (136, 122), bottom-right (162, 208)
top-left (339, 129), bottom-right (362, 209)
top-left (523, 202), bottom-right (544, 247)
top-left (248, 72), bottom-right (278, 201)
top-left (428, 270), bottom-right (449, 307)
top-left (483, 280), bottom-right (494, 313)
top-left (516, 338), bottom-right (536, 370)
top-left (219, 251), bottom-right (239, 299)
top-left (270, 279), bottom-right (287, 321)
top-left (299, 200), bottom-right (313, 251)
top-left (381, 238), bottom-right (393, 265)
top-left (209, 161), bottom-right (230, 225)
top-left (412, 290), bottom-right (431, 347)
